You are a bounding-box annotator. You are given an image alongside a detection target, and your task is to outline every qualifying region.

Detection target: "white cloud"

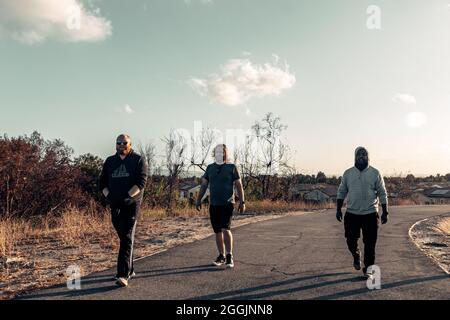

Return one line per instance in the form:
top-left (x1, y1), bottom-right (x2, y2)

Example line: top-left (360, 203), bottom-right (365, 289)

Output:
top-left (116, 104), bottom-right (135, 114)
top-left (188, 56), bottom-right (296, 107)
top-left (123, 104), bottom-right (135, 114)
top-left (405, 112), bottom-right (427, 128)
top-left (392, 93), bottom-right (417, 105)
top-left (0, 0), bottom-right (112, 44)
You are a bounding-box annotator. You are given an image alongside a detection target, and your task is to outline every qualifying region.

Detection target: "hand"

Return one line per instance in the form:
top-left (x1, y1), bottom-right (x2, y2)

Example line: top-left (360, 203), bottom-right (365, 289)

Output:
top-left (123, 197), bottom-right (136, 206)
top-left (381, 212), bottom-right (388, 224)
top-left (336, 210), bottom-right (343, 222)
top-left (238, 202), bottom-right (246, 214)
top-left (196, 201), bottom-right (202, 211)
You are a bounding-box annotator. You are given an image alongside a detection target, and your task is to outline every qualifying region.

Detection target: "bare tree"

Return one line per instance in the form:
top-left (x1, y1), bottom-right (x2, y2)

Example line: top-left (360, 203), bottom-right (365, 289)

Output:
top-left (190, 126), bottom-right (219, 173)
top-left (137, 141), bottom-right (157, 208)
top-left (235, 134), bottom-right (261, 191)
top-left (251, 112), bottom-right (293, 199)
top-left (162, 130), bottom-right (187, 215)
top-left (277, 141), bottom-right (296, 177)
top-left (137, 141), bottom-right (156, 177)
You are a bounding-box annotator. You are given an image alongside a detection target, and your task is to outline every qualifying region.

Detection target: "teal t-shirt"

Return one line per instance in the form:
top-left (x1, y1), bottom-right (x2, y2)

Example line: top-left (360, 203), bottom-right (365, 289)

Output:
top-left (202, 163), bottom-right (241, 206)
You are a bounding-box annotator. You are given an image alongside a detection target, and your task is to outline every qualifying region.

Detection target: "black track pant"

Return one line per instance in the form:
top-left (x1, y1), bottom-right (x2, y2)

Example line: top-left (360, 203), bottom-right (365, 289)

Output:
top-left (111, 201), bottom-right (140, 278)
top-left (344, 211), bottom-right (379, 271)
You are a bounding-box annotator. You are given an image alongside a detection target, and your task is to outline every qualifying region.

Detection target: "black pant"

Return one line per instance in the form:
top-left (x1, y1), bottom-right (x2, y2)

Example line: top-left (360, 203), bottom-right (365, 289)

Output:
top-left (111, 201), bottom-right (140, 278)
top-left (344, 211), bottom-right (379, 271)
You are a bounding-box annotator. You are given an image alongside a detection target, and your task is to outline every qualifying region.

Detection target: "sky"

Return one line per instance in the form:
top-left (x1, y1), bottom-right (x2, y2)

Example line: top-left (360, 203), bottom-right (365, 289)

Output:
top-left (1, 0), bottom-right (450, 176)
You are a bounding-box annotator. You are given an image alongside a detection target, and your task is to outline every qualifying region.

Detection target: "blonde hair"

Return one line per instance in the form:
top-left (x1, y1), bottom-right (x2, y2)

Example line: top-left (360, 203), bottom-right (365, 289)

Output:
top-left (212, 144), bottom-right (228, 159)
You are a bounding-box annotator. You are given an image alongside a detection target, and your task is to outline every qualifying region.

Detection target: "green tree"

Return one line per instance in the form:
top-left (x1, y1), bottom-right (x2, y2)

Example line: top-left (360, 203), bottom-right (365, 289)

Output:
top-left (317, 171), bottom-right (327, 183)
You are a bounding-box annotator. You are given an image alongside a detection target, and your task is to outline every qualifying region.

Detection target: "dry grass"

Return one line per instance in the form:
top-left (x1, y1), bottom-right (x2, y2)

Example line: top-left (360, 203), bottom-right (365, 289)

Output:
top-left (0, 207), bottom-right (120, 299)
top-left (0, 207), bottom-right (115, 258)
top-left (141, 206), bottom-right (209, 219)
top-left (389, 198), bottom-right (423, 206)
top-left (139, 200), bottom-right (333, 219)
top-left (436, 217), bottom-right (450, 235)
top-left (0, 218), bottom-right (18, 260)
top-left (246, 200), bottom-right (334, 213)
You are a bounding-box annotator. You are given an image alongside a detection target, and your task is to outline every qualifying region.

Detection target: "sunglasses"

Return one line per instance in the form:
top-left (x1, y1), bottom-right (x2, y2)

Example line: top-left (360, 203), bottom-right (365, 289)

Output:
top-left (116, 141), bottom-right (129, 146)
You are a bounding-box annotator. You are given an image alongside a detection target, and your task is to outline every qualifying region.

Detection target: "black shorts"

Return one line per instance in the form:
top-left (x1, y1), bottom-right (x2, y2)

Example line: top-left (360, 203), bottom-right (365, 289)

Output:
top-left (209, 203), bottom-right (234, 233)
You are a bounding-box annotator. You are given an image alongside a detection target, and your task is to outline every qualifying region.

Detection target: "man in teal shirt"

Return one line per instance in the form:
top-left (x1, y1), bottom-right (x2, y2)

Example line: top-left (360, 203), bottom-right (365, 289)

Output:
top-left (196, 144), bottom-right (246, 268)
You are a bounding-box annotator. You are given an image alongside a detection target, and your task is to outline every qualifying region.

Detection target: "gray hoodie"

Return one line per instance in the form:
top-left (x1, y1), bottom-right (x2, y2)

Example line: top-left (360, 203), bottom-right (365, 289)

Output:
top-left (337, 147), bottom-right (388, 215)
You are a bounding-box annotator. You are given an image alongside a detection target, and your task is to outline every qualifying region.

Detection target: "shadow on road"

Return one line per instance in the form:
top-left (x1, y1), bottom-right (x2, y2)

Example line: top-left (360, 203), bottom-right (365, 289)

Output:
top-left (311, 274), bottom-right (450, 300)
top-left (16, 284), bottom-right (121, 300)
top-left (190, 272), bottom-right (354, 300)
top-left (17, 264), bottom-right (221, 300)
top-left (191, 272), bottom-right (450, 300)
top-left (17, 269), bottom-right (450, 300)
top-left (81, 264), bottom-right (217, 282)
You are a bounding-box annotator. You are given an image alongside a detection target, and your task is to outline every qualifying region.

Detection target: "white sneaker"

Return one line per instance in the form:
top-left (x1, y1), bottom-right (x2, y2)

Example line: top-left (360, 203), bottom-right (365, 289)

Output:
top-left (213, 254), bottom-right (226, 266)
top-left (116, 277), bottom-right (129, 287)
top-left (226, 254), bottom-right (234, 268)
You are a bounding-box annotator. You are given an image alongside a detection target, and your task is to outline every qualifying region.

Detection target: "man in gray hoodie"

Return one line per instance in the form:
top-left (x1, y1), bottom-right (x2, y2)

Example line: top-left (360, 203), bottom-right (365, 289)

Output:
top-left (336, 147), bottom-right (389, 277)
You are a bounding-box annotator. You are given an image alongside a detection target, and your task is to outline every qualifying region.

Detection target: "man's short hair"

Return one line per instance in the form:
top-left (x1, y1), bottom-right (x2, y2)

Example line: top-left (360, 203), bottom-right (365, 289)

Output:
top-left (117, 134), bottom-right (131, 141)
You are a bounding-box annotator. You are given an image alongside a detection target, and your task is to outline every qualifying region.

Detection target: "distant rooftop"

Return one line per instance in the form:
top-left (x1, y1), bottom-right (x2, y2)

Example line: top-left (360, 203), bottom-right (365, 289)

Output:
top-left (424, 188), bottom-right (450, 198)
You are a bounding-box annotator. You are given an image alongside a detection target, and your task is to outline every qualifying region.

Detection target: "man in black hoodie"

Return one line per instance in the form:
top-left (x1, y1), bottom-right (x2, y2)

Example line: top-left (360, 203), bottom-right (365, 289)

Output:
top-left (99, 134), bottom-right (148, 287)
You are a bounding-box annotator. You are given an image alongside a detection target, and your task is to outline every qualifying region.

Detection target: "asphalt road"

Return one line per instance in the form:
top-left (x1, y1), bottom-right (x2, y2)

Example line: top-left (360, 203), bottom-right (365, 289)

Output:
top-left (19, 206), bottom-right (450, 300)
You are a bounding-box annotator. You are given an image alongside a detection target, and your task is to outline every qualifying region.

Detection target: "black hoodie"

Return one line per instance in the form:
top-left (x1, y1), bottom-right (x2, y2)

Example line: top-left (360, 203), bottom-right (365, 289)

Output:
top-left (99, 150), bottom-right (148, 202)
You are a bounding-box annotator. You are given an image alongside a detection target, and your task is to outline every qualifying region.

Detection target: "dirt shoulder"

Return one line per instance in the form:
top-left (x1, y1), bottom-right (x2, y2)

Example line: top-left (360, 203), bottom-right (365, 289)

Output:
top-left (409, 213), bottom-right (450, 274)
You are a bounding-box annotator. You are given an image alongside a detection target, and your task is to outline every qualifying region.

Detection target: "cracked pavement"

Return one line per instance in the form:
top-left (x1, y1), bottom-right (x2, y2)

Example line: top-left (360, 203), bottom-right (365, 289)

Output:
top-left (18, 206), bottom-right (450, 300)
